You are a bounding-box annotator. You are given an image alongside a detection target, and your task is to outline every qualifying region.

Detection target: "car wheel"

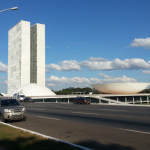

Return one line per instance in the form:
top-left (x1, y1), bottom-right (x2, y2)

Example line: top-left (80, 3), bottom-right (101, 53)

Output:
top-left (22, 116), bottom-right (27, 121)
top-left (0, 114), bottom-right (5, 122)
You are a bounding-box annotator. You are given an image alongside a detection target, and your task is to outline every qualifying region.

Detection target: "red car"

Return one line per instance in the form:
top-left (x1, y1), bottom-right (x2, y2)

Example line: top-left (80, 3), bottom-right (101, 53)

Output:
top-left (73, 97), bottom-right (91, 104)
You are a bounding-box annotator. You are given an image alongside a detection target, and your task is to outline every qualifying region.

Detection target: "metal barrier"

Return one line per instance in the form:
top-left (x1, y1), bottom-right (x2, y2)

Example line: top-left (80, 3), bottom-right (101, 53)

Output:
top-left (33, 95), bottom-right (150, 105)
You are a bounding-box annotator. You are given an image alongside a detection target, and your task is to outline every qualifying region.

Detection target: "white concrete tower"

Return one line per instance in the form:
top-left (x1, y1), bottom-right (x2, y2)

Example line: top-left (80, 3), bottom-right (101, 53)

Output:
top-left (8, 21), bottom-right (45, 94)
top-left (30, 23), bottom-right (45, 86)
top-left (8, 20), bottom-right (30, 94)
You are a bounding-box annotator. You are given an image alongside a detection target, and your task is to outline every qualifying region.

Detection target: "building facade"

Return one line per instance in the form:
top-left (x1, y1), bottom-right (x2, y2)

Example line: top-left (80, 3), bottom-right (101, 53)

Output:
top-left (30, 24), bottom-right (45, 86)
top-left (8, 20), bottom-right (45, 94)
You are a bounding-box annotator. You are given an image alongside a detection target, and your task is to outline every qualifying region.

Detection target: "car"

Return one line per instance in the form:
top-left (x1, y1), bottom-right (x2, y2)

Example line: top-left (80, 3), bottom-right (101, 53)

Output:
top-left (13, 93), bottom-right (26, 102)
top-left (0, 99), bottom-right (27, 122)
top-left (73, 97), bottom-right (91, 104)
top-left (23, 97), bottom-right (34, 102)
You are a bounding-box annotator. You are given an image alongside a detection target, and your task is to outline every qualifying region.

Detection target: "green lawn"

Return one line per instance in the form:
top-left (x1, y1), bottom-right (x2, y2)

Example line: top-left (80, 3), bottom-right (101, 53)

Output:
top-left (0, 124), bottom-right (81, 150)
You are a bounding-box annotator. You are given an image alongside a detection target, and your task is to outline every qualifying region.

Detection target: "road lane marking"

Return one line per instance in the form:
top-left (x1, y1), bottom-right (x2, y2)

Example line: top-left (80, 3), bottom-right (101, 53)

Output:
top-left (71, 112), bottom-right (99, 115)
top-left (98, 109), bottom-right (126, 111)
top-left (54, 106), bottom-right (71, 108)
top-left (118, 128), bottom-right (150, 135)
top-left (37, 116), bottom-right (60, 120)
top-left (30, 108), bottom-right (44, 110)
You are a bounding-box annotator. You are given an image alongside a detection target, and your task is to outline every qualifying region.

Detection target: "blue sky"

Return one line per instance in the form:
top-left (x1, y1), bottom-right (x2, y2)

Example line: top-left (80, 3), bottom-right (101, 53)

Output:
top-left (0, 0), bottom-right (150, 92)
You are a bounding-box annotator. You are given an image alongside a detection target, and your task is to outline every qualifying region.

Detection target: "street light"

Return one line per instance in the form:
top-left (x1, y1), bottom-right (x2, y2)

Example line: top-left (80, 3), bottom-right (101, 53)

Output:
top-left (0, 7), bottom-right (18, 13)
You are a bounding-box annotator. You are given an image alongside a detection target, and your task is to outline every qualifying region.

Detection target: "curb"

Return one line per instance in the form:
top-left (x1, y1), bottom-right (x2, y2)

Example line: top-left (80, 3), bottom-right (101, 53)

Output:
top-left (0, 122), bottom-right (92, 150)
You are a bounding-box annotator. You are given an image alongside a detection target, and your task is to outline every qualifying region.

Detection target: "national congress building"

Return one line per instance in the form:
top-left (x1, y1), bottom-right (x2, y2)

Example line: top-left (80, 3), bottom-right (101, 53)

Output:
top-left (7, 21), bottom-right (150, 105)
top-left (8, 20), bottom-right (45, 94)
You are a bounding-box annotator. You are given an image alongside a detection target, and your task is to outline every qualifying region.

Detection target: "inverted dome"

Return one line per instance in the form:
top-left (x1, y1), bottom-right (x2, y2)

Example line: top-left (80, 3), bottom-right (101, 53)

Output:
top-left (91, 83), bottom-right (150, 94)
top-left (9, 83), bottom-right (56, 97)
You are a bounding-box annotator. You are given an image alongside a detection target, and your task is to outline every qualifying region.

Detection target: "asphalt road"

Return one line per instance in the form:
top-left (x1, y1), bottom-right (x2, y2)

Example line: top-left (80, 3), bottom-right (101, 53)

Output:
top-left (8, 103), bottom-right (150, 150)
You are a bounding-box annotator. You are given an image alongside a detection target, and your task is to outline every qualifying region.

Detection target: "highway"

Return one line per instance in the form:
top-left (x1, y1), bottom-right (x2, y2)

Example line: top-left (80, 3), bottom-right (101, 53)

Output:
top-left (8, 103), bottom-right (150, 150)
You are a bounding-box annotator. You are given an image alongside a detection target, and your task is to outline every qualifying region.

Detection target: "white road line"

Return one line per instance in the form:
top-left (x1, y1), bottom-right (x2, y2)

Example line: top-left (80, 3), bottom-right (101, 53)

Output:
top-left (118, 128), bottom-right (150, 135)
top-left (71, 112), bottom-right (99, 115)
top-left (98, 109), bottom-right (126, 111)
top-left (54, 106), bottom-right (71, 108)
top-left (37, 116), bottom-right (60, 120)
top-left (30, 108), bottom-right (44, 110)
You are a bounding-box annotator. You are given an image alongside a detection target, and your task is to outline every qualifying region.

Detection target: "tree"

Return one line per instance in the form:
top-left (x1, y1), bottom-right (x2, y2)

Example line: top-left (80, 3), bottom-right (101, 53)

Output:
top-left (53, 87), bottom-right (103, 95)
top-left (139, 88), bottom-right (150, 93)
top-left (93, 91), bottom-right (101, 94)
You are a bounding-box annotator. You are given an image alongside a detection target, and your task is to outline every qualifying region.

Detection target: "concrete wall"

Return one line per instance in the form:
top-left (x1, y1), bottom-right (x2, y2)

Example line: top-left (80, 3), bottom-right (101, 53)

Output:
top-left (8, 21), bottom-right (30, 94)
top-left (21, 21), bottom-right (30, 86)
top-left (36, 24), bottom-right (45, 86)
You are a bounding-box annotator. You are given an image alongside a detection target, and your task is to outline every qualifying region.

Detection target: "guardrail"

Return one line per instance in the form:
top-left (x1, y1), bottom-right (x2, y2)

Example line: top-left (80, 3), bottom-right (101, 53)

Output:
top-left (1, 94), bottom-right (150, 105)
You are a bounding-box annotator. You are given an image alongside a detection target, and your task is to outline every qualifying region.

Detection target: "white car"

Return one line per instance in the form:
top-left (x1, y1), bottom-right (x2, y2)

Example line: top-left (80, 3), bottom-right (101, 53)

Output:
top-left (17, 94), bottom-right (25, 102)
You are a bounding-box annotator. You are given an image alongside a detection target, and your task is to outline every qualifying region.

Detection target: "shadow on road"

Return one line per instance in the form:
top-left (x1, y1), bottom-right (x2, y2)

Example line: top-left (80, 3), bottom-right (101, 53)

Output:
top-left (75, 140), bottom-right (135, 150)
top-left (0, 137), bottom-right (135, 150)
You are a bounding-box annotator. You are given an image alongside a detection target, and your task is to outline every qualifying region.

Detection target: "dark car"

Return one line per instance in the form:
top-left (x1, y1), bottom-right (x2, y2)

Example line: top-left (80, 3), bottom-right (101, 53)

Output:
top-left (73, 97), bottom-right (91, 104)
top-left (0, 99), bottom-right (26, 122)
top-left (23, 97), bottom-right (34, 102)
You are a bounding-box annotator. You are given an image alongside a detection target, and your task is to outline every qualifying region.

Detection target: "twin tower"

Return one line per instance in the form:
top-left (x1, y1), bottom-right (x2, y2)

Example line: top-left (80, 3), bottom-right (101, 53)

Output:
top-left (8, 20), bottom-right (45, 94)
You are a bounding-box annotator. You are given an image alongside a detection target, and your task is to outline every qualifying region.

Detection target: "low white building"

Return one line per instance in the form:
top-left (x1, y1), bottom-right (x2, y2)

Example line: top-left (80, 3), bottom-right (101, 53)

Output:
top-left (91, 83), bottom-right (150, 94)
top-left (9, 83), bottom-right (55, 97)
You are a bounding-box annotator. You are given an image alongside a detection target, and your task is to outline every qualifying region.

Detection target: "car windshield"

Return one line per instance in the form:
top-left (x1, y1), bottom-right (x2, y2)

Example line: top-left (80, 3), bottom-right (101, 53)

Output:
top-left (20, 95), bottom-right (25, 97)
top-left (1, 99), bottom-right (20, 107)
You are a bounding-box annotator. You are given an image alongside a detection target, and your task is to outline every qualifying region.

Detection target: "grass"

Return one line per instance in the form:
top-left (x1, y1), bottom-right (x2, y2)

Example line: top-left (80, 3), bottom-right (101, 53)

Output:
top-left (0, 124), bottom-right (81, 150)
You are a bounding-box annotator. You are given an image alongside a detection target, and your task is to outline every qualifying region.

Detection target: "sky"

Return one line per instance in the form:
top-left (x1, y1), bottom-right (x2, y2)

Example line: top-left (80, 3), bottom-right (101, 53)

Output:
top-left (0, 0), bottom-right (150, 93)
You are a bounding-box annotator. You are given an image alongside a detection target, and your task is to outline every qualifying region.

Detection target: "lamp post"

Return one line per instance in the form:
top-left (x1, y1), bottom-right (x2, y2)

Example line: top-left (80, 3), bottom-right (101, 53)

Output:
top-left (0, 7), bottom-right (18, 13)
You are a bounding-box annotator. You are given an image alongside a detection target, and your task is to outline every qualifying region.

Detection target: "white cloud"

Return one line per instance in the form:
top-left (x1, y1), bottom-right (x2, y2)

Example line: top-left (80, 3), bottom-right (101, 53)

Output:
top-left (0, 61), bottom-right (8, 72)
top-left (88, 57), bottom-right (108, 62)
top-left (98, 73), bottom-right (137, 83)
top-left (45, 69), bottom-right (50, 73)
top-left (142, 70), bottom-right (150, 74)
top-left (98, 73), bottom-right (111, 79)
top-left (67, 47), bottom-right (70, 49)
top-left (46, 57), bottom-right (150, 72)
top-left (46, 83), bottom-right (55, 87)
top-left (130, 38), bottom-right (150, 49)
top-left (46, 74), bottom-right (137, 89)
top-left (46, 75), bottom-right (91, 89)
top-left (80, 58), bottom-right (150, 71)
top-left (46, 75), bottom-right (90, 84)
top-left (46, 60), bottom-right (81, 71)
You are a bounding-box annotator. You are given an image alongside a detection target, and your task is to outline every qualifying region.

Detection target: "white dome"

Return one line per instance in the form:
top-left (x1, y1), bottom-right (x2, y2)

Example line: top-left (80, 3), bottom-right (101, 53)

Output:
top-left (9, 83), bottom-right (56, 97)
top-left (91, 83), bottom-right (150, 94)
